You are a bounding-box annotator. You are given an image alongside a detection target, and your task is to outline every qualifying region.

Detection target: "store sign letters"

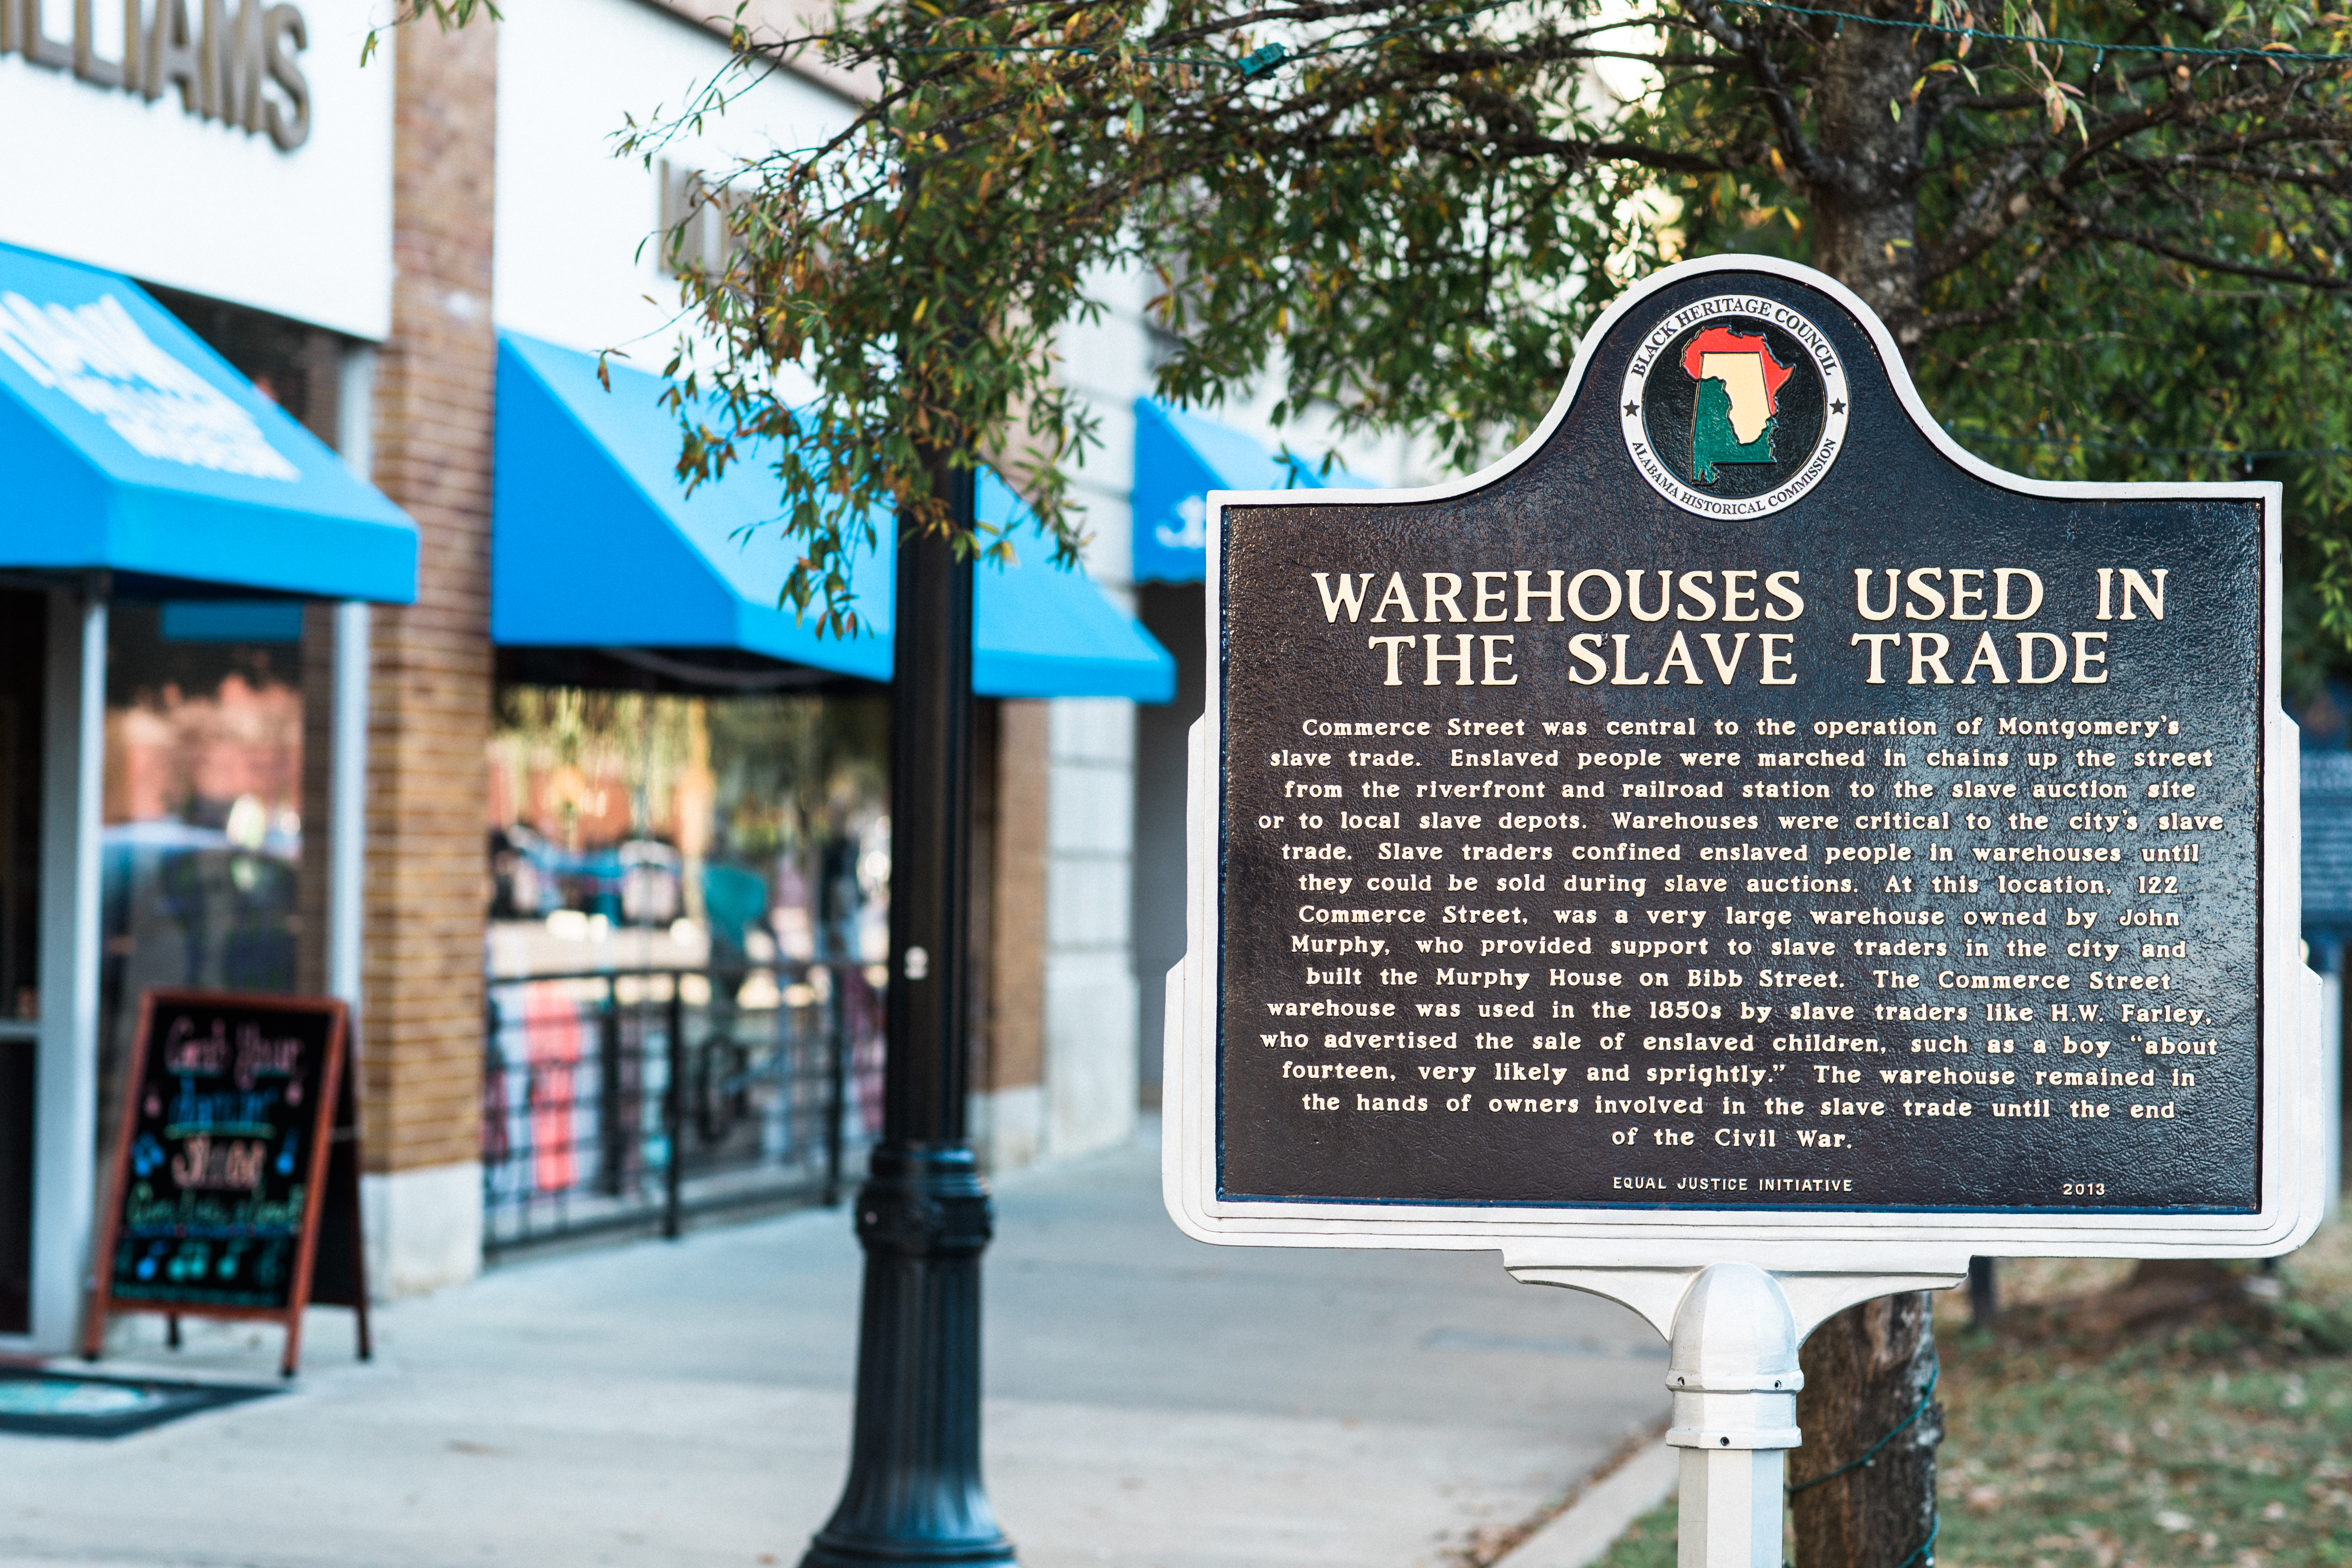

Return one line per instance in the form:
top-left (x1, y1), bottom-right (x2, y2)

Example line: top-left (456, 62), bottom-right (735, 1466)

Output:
top-left (3, 0), bottom-right (313, 151)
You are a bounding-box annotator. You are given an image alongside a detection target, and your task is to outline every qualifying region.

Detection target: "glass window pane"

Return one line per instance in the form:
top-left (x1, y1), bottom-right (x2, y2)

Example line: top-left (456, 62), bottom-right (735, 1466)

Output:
top-left (96, 604), bottom-right (305, 1178)
top-left (486, 687), bottom-right (889, 979)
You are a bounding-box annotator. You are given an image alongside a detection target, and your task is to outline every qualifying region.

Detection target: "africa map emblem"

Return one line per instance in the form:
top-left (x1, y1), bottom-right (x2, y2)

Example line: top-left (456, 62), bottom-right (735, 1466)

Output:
top-left (1685, 326), bottom-right (1793, 482)
top-left (1619, 293), bottom-right (1849, 518)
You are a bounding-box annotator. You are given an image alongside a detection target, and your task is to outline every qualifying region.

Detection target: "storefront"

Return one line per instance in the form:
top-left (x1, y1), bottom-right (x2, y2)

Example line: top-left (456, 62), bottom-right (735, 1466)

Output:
top-left (2, 0), bottom-right (1191, 1336)
top-left (474, 0), bottom-right (1192, 1215)
top-left (0, 245), bottom-right (417, 1349)
top-left (481, 328), bottom-right (1172, 1245)
top-left (0, 0), bottom-right (413, 1352)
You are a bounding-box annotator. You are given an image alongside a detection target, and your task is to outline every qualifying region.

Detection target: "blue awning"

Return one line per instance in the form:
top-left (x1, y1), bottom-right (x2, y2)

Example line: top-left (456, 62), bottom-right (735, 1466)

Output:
top-left (1132, 398), bottom-right (1373, 585)
top-left (0, 242), bottom-right (418, 603)
top-left (494, 332), bottom-right (1173, 702)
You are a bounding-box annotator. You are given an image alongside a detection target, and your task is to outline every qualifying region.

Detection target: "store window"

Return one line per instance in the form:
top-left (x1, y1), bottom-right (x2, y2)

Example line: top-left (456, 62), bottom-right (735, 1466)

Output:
top-left (487, 687), bottom-right (890, 974)
top-left (95, 605), bottom-right (308, 1192)
top-left (141, 284), bottom-right (345, 448)
top-left (480, 686), bottom-right (893, 1248)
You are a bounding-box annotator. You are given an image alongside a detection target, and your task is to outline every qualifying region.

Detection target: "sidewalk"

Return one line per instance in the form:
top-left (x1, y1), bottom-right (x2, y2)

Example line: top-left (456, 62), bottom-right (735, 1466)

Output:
top-left (0, 1124), bottom-right (1671, 1568)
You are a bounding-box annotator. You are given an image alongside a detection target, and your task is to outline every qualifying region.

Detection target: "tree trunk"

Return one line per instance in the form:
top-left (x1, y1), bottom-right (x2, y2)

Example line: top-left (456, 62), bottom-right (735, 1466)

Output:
top-left (1805, 0), bottom-right (1928, 348)
top-left (1790, 1291), bottom-right (1942, 1568)
top-left (1793, 18), bottom-right (1941, 1555)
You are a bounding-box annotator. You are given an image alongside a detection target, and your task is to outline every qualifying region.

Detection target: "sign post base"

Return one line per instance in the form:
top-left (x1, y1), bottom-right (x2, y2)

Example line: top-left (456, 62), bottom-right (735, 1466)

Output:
top-left (1512, 1263), bottom-right (1961, 1568)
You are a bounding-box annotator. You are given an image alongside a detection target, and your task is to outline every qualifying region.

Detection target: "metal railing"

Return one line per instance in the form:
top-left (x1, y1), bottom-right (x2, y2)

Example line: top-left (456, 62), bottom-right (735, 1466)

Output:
top-left (481, 962), bottom-right (885, 1255)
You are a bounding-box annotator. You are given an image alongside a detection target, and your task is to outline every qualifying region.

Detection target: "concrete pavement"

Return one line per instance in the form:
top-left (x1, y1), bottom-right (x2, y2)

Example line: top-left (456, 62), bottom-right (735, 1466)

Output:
top-left (0, 1123), bottom-right (1670, 1568)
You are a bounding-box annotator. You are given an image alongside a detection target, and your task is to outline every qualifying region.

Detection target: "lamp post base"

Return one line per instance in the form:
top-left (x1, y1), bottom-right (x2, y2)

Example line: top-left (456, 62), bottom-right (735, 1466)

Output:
top-left (800, 1146), bottom-right (1017, 1568)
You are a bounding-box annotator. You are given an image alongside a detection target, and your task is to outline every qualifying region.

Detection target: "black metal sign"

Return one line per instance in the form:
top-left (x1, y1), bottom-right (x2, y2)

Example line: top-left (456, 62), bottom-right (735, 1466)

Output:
top-left (1200, 259), bottom-right (2287, 1224)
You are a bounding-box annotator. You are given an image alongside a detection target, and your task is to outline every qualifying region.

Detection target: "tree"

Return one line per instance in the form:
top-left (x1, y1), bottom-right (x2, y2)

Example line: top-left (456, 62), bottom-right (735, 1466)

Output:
top-left (396, 1), bottom-right (2352, 1559)
top-left (584, 0), bottom-right (2352, 643)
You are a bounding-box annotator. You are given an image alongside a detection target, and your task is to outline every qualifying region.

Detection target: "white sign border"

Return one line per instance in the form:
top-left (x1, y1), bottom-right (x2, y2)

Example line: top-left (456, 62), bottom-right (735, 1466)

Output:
top-left (1165, 253), bottom-right (2319, 1275)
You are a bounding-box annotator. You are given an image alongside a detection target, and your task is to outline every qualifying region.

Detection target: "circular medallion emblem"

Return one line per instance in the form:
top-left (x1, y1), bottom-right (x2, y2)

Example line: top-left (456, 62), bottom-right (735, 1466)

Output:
top-left (1619, 293), bottom-right (1849, 519)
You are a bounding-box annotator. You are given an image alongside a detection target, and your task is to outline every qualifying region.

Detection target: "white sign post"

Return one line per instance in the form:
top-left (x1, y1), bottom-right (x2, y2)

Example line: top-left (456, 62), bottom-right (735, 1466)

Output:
top-left (1163, 256), bottom-right (2327, 1568)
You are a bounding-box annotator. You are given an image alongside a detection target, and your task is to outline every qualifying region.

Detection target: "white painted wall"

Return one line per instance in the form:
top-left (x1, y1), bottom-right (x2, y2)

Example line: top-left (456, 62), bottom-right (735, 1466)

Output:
top-left (363, 1162), bottom-right (485, 1300)
top-left (970, 1082), bottom-right (1042, 1172)
top-left (1032, 274), bottom-right (1151, 1160)
top-left (492, 0), bottom-right (852, 360)
top-left (0, 0), bottom-right (394, 339)
top-left (1041, 699), bottom-right (1140, 1158)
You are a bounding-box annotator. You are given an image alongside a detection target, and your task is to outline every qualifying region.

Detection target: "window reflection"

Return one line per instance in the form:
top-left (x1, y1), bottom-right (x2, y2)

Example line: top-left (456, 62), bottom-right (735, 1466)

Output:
top-left (97, 605), bottom-right (305, 1177)
top-left (485, 686), bottom-right (890, 978)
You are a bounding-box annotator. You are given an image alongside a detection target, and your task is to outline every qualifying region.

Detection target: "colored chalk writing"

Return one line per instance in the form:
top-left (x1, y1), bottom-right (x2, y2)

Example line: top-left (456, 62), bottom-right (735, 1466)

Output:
top-left (86, 990), bottom-right (368, 1376)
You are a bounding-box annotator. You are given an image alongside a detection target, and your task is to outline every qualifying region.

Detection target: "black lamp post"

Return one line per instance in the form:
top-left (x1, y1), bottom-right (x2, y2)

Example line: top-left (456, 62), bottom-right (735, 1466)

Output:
top-left (802, 464), bottom-right (1018, 1568)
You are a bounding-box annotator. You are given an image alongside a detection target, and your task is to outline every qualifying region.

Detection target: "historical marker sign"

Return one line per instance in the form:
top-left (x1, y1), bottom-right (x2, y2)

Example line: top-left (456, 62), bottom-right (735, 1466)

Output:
top-left (1164, 257), bottom-right (2324, 1270)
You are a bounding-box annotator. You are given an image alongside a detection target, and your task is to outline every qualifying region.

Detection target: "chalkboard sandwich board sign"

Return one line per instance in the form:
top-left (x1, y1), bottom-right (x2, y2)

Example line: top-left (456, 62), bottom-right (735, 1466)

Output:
top-left (1163, 255), bottom-right (2327, 1281)
top-left (85, 989), bottom-right (370, 1377)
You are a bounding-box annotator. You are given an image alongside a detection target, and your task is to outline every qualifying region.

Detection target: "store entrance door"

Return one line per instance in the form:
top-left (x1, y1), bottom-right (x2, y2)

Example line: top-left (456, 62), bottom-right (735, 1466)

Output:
top-left (0, 589), bottom-right (49, 1335)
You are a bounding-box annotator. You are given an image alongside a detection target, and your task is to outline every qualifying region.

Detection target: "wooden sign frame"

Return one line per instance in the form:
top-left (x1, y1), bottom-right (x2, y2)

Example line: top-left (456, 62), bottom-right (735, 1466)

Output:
top-left (85, 988), bottom-right (370, 1377)
top-left (1163, 254), bottom-right (2328, 1278)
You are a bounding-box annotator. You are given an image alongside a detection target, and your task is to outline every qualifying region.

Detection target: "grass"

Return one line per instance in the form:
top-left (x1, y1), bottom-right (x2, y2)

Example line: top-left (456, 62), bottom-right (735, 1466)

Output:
top-left (1585, 1496), bottom-right (1677, 1568)
top-left (1585, 1218), bottom-right (2352, 1568)
top-left (1936, 1356), bottom-right (2352, 1566)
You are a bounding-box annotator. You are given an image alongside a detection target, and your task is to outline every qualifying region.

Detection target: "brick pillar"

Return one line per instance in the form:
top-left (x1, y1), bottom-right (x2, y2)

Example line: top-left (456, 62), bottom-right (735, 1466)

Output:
top-left (974, 700), bottom-right (1049, 1169)
top-left (359, 14), bottom-right (498, 1296)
